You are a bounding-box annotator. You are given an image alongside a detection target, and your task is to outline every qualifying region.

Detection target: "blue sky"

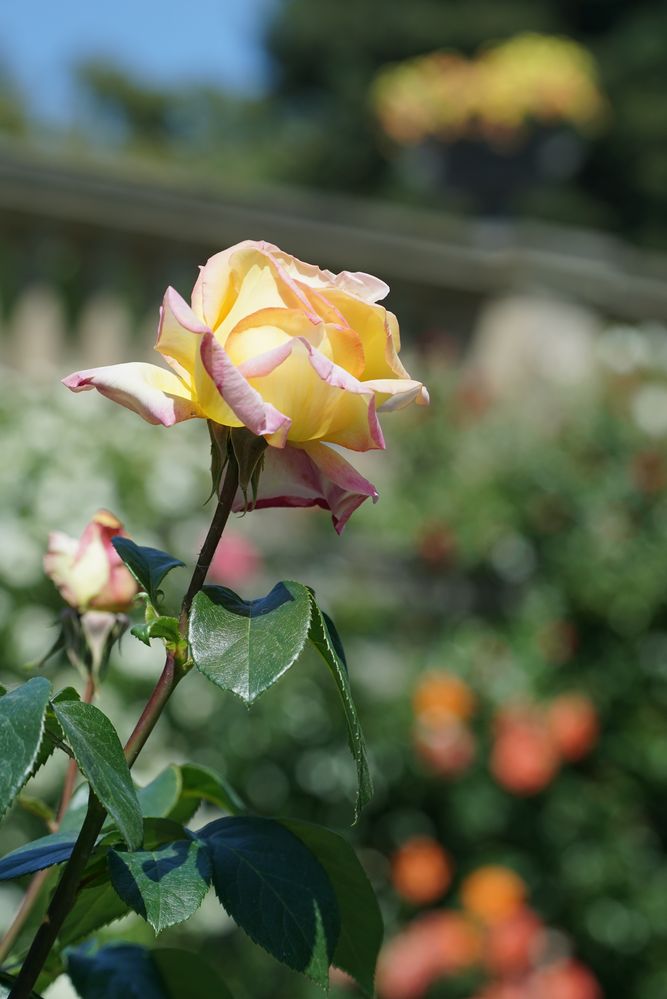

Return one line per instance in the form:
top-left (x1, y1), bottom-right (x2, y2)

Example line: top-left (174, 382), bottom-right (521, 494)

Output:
top-left (0, 0), bottom-right (274, 123)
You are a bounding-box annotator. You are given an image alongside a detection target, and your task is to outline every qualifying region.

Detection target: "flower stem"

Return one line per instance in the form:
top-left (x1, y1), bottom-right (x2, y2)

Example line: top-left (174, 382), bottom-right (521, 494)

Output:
top-left (8, 457), bottom-right (240, 998)
top-left (179, 455), bottom-right (239, 630)
top-left (7, 796), bottom-right (106, 998)
top-left (123, 651), bottom-right (178, 767)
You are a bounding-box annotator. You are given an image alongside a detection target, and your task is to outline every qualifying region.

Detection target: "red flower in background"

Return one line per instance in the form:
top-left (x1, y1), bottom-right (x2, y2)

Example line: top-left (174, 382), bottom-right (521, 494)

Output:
top-left (414, 719), bottom-right (477, 777)
top-left (484, 907), bottom-right (545, 978)
top-left (391, 837), bottom-right (453, 905)
top-left (533, 960), bottom-right (602, 999)
top-left (413, 672), bottom-right (477, 723)
top-left (461, 865), bottom-right (527, 925)
top-left (207, 532), bottom-right (263, 588)
top-left (377, 911), bottom-right (481, 999)
top-left (548, 694), bottom-right (599, 762)
top-left (491, 706), bottom-right (560, 795)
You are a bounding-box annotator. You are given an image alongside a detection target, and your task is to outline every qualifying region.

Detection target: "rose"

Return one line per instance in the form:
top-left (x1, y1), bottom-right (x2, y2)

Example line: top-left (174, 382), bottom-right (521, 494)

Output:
top-left (44, 510), bottom-right (139, 612)
top-left (64, 240), bottom-right (428, 531)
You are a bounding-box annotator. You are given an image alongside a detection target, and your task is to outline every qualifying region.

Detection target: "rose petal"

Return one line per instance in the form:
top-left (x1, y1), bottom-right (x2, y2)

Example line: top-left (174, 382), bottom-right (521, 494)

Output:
top-left (256, 241), bottom-right (390, 303)
top-left (195, 331), bottom-right (292, 445)
top-left (44, 531), bottom-right (81, 608)
top-left (84, 511), bottom-right (139, 611)
top-left (191, 242), bottom-right (294, 334)
top-left (240, 336), bottom-right (384, 451)
top-left (156, 286), bottom-right (209, 380)
top-left (235, 442), bottom-right (378, 533)
top-left (323, 292), bottom-right (411, 381)
top-left (363, 378), bottom-right (430, 411)
top-left (63, 363), bottom-right (200, 427)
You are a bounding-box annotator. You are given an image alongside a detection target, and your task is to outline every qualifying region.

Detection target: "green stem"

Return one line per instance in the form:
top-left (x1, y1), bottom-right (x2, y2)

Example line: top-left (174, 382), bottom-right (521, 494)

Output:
top-left (124, 651), bottom-right (178, 767)
top-left (7, 796), bottom-right (106, 998)
top-left (179, 454), bottom-right (239, 630)
top-left (8, 457), bottom-right (240, 999)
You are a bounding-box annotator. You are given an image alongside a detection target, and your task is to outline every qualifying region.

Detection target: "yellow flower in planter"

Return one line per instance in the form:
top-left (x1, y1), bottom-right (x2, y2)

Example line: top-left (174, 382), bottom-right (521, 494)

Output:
top-left (65, 241), bottom-right (428, 531)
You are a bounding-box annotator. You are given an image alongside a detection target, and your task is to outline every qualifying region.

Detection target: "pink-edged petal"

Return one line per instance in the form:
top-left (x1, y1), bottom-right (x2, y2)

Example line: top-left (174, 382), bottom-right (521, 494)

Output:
top-left (233, 442), bottom-right (378, 534)
top-left (258, 242), bottom-right (390, 303)
top-left (44, 531), bottom-right (80, 608)
top-left (328, 270), bottom-right (389, 303)
top-left (301, 339), bottom-right (385, 450)
top-left (196, 331), bottom-right (292, 445)
top-left (237, 340), bottom-right (295, 378)
top-left (363, 378), bottom-right (430, 411)
top-left (156, 286), bottom-right (209, 379)
top-left (192, 241), bottom-right (301, 334)
top-left (236, 335), bottom-right (384, 451)
top-left (63, 363), bottom-right (200, 427)
top-left (191, 240), bottom-right (257, 328)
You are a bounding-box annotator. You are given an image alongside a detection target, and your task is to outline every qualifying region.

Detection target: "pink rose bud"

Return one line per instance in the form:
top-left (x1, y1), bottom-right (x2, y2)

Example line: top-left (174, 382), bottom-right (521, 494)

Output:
top-left (44, 510), bottom-right (139, 613)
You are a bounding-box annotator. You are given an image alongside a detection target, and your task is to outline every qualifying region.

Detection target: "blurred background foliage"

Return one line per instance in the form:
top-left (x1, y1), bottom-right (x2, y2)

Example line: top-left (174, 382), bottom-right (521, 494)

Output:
top-left (1, 1), bottom-right (667, 997)
top-left (2, 0), bottom-right (667, 244)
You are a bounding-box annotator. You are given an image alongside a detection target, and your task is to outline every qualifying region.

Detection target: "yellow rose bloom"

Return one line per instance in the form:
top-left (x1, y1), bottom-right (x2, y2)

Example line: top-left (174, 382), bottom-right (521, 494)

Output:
top-left (64, 241), bottom-right (428, 531)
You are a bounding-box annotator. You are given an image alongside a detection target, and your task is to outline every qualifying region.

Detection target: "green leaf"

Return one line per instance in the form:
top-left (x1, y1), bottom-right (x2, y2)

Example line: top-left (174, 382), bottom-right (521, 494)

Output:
top-left (131, 616), bottom-right (181, 648)
top-left (16, 794), bottom-right (56, 826)
top-left (0, 830), bottom-right (79, 880)
top-left (189, 581), bottom-right (312, 705)
top-left (167, 763), bottom-right (244, 823)
top-left (136, 766), bottom-right (183, 819)
top-left (152, 948), bottom-right (234, 999)
top-left (32, 686), bottom-right (81, 775)
top-left (283, 820), bottom-right (383, 997)
top-left (0, 815), bottom-right (181, 884)
top-left (57, 821), bottom-right (189, 948)
top-left (67, 943), bottom-right (166, 999)
top-left (307, 596), bottom-right (373, 821)
top-left (52, 701), bottom-right (142, 850)
top-left (108, 838), bottom-right (211, 933)
top-left (59, 882), bottom-right (130, 948)
top-left (199, 816), bottom-right (340, 988)
top-left (55, 766), bottom-right (188, 845)
top-left (0, 807), bottom-right (186, 885)
top-left (111, 538), bottom-right (184, 607)
top-left (89, 819), bottom-right (188, 885)
top-left (0, 677), bottom-right (52, 820)
top-left (67, 944), bottom-right (234, 999)
top-left (321, 612), bottom-right (347, 669)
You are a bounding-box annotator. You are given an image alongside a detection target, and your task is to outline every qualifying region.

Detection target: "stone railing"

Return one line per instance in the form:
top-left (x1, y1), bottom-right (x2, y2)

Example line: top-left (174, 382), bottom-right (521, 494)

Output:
top-left (2, 139), bottom-right (667, 377)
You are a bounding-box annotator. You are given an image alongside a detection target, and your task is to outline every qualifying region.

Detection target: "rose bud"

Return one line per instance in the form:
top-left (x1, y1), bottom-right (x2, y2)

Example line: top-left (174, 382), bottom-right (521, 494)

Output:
top-left (44, 510), bottom-right (138, 613)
